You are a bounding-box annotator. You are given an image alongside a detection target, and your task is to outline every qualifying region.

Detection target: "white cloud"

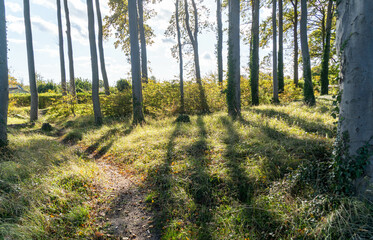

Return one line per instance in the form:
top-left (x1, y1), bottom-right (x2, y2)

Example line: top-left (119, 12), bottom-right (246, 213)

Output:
top-left (7, 15), bottom-right (24, 34)
top-left (31, 16), bottom-right (58, 35)
top-left (6, 2), bottom-right (22, 13)
top-left (32, 0), bottom-right (56, 10)
top-left (8, 38), bottom-right (26, 44)
top-left (35, 47), bottom-right (59, 57)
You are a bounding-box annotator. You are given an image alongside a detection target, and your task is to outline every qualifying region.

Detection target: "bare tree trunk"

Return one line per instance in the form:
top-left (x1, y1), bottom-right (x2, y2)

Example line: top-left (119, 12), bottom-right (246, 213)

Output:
top-left (217, 0), bottom-right (223, 85)
top-left (57, 0), bottom-right (67, 96)
top-left (137, 0), bottom-right (148, 83)
top-left (291, 0), bottom-right (299, 86)
top-left (300, 0), bottom-right (315, 106)
top-left (64, 0), bottom-right (76, 96)
top-left (272, 0), bottom-right (279, 103)
top-left (0, 0), bottom-right (8, 147)
top-left (184, 0), bottom-right (209, 113)
top-left (129, 0), bottom-right (145, 124)
top-left (320, 0), bottom-right (333, 95)
top-left (23, 0), bottom-right (38, 121)
top-left (176, 0), bottom-right (184, 114)
top-left (87, 0), bottom-right (103, 125)
top-left (227, 0), bottom-right (240, 118)
top-left (336, 0), bottom-right (373, 199)
top-left (250, 0), bottom-right (259, 106)
top-left (95, 0), bottom-right (110, 95)
top-left (278, 0), bottom-right (284, 93)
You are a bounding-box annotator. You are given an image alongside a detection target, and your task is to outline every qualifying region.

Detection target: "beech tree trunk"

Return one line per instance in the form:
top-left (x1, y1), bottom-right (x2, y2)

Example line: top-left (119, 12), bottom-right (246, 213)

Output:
top-left (278, 0), bottom-right (284, 93)
top-left (128, 0), bottom-right (145, 124)
top-left (0, 0), bottom-right (8, 147)
top-left (250, 0), bottom-right (259, 106)
top-left (57, 0), bottom-right (67, 96)
top-left (176, 0), bottom-right (184, 114)
top-left (300, 0), bottom-right (315, 106)
top-left (64, 0), bottom-right (76, 96)
top-left (24, 0), bottom-right (38, 121)
top-left (227, 0), bottom-right (240, 118)
top-left (87, 0), bottom-right (103, 125)
top-left (272, 0), bottom-right (279, 103)
top-left (217, 0), bottom-right (223, 85)
top-left (320, 0), bottom-right (333, 95)
top-left (137, 0), bottom-right (148, 83)
top-left (184, 0), bottom-right (209, 113)
top-left (95, 0), bottom-right (110, 95)
top-left (292, 0), bottom-right (299, 86)
top-left (336, 0), bottom-right (373, 199)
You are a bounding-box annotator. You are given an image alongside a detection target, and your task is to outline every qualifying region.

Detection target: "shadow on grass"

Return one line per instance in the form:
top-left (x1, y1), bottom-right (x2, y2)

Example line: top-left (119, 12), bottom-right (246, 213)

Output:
top-left (252, 108), bottom-right (335, 137)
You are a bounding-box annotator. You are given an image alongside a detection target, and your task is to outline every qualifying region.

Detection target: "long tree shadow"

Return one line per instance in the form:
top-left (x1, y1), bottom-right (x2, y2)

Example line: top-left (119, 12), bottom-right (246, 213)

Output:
top-left (184, 116), bottom-right (214, 239)
top-left (252, 108), bottom-right (335, 137)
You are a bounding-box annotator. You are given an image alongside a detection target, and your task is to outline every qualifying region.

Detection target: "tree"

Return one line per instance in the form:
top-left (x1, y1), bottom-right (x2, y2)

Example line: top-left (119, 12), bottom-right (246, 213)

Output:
top-left (250, 0), bottom-right (259, 106)
top-left (137, 0), bottom-right (148, 83)
top-left (184, 0), bottom-right (209, 113)
top-left (64, 0), bottom-right (76, 96)
top-left (216, 0), bottom-right (223, 85)
top-left (336, 0), bottom-right (373, 199)
top-left (272, 0), bottom-right (279, 103)
top-left (57, 0), bottom-right (67, 96)
top-left (227, 0), bottom-right (240, 118)
top-left (278, 0), bottom-right (284, 92)
top-left (95, 0), bottom-right (110, 95)
top-left (175, 0), bottom-right (184, 114)
top-left (0, 0), bottom-right (8, 147)
top-left (290, 0), bottom-right (299, 86)
top-left (24, 0), bottom-right (38, 121)
top-left (87, 0), bottom-right (103, 125)
top-left (300, 0), bottom-right (315, 106)
top-left (320, 0), bottom-right (333, 95)
top-left (128, 0), bottom-right (145, 124)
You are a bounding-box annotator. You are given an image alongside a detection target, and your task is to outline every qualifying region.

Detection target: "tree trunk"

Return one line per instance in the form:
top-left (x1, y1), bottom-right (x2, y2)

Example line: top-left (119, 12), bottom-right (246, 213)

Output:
top-left (184, 0), bottom-right (209, 113)
top-left (57, 0), bottom-right (67, 96)
top-left (23, 0), bottom-right (38, 121)
top-left (176, 0), bottom-right (184, 114)
top-left (137, 0), bottom-right (148, 83)
top-left (87, 0), bottom-right (103, 125)
top-left (95, 0), bottom-right (110, 95)
top-left (300, 0), bottom-right (315, 106)
top-left (320, 0), bottom-right (333, 95)
top-left (227, 0), bottom-right (240, 118)
top-left (292, 0), bottom-right (299, 86)
top-left (0, 0), bottom-right (8, 147)
top-left (278, 0), bottom-right (284, 93)
top-left (272, 0), bottom-right (279, 103)
top-left (336, 0), bottom-right (373, 199)
top-left (128, 0), bottom-right (145, 124)
top-left (217, 0), bottom-right (223, 85)
top-left (250, 0), bottom-right (259, 106)
top-left (64, 0), bottom-right (76, 96)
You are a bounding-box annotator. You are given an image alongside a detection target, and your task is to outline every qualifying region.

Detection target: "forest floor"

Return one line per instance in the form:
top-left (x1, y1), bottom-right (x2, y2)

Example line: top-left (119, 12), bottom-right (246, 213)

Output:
top-left (1, 100), bottom-right (373, 239)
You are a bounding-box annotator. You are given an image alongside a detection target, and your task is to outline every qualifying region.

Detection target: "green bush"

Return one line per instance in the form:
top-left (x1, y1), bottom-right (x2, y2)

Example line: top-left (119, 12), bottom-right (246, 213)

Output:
top-left (116, 79), bottom-right (131, 92)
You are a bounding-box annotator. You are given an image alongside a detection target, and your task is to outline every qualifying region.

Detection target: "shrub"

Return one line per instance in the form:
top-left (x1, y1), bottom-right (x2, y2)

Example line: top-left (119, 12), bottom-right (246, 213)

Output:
top-left (116, 79), bottom-right (131, 92)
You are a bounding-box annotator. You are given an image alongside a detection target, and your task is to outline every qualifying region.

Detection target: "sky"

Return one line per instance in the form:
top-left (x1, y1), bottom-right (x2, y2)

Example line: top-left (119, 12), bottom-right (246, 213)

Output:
top-left (5, 0), bottom-right (273, 86)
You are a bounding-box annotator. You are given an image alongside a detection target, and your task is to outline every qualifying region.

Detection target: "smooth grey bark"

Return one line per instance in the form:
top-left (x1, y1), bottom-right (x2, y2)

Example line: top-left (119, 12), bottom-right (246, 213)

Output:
top-left (87, 0), bottom-right (103, 125)
top-left (227, 0), bottom-right (240, 118)
top-left (0, 0), bottom-right (8, 147)
top-left (272, 0), bottom-right (279, 103)
top-left (176, 0), bottom-right (184, 114)
top-left (23, 0), bottom-right (38, 121)
top-left (137, 0), bottom-right (148, 83)
top-left (278, 0), bottom-right (284, 93)
top-left (184, 0), bottom-right (209, 113)
top-left (320, 0), bottom-right (333, 95)
top-left (216, 0), bottom-right (223, 85)
top-left (300, 0), bottom-right (315, 106)
top-left (64, 0), bottom-right (76, 96)
top-left (250, 0), bottom-right (259, 106)
top-left (128, 0), bottom-right (145, 124)
top-left (95, 0), bottom-right (110, 95)
top-left (57, 0), bottom-right (67, 96)
top-left (290, 0), bottom-right (299, 86)
top-left (336, 0), bottom-right (373, 199)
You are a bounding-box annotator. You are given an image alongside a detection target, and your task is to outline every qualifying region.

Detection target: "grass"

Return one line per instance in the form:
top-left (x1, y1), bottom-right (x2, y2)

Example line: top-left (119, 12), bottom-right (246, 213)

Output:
top-left (1, 99), bottom-right (372, 239)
